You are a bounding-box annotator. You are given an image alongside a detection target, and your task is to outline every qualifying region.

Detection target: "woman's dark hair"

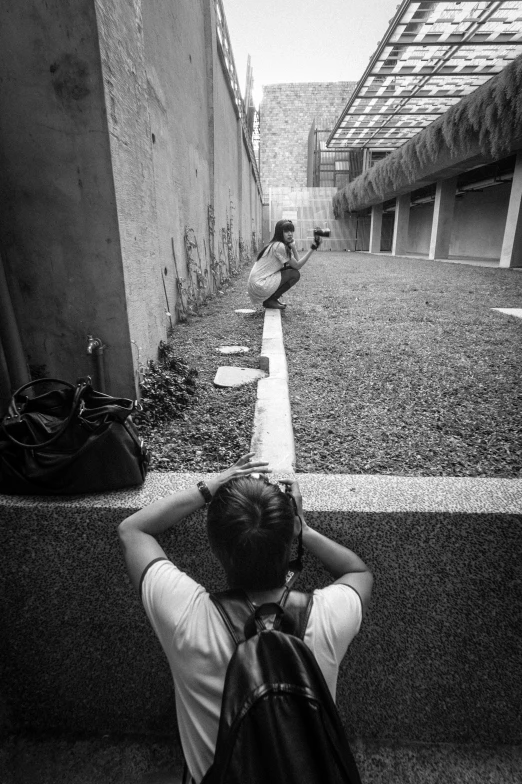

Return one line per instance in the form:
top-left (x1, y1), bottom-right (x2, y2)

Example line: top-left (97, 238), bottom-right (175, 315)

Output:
top-left (207, 476), bottom-right (295, 590)
top-left (256, 219), bottom-right (295, 261)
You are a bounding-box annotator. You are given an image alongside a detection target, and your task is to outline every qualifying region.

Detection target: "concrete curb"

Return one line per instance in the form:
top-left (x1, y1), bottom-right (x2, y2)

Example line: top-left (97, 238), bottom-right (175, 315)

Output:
top-left (250, 309), bottom-right (295, 473)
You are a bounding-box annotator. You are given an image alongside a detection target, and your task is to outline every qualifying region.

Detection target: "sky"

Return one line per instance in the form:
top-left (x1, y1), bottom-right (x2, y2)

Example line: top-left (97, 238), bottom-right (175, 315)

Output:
top-left (223, 0), bottom-right (403, 106)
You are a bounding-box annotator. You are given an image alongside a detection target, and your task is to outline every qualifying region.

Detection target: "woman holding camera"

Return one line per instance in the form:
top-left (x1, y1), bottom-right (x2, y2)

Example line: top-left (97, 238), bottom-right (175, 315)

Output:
top-left (247, 219), bottom-right (321, 310)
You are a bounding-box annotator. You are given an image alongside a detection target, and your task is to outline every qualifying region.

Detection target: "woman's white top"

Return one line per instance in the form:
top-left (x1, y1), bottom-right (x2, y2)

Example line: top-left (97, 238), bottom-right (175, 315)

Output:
top-left (247, 241), bottom-right (289, 306)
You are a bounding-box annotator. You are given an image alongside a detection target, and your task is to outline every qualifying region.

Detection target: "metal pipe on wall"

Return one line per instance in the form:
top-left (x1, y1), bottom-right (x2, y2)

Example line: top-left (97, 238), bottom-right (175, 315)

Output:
top-left (87, 335), bottom-right (106, 393)
top-left (0, 251), bottom-right (30, 393)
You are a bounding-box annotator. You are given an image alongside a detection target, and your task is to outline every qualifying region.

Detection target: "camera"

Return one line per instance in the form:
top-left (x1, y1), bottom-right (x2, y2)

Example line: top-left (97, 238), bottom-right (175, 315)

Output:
top-left (311, 226), bottom-right (330, 250)
top-left (313, 226), bottom-right (331, 238)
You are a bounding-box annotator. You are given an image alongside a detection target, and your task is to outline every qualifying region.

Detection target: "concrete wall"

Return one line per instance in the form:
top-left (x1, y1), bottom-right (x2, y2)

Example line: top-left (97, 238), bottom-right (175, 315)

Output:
top-left (259, 82), bottom-right (356, 192)
top-left (0, 0), bottom-right (136, 397)
top-left (450, 187), bottom-right (511, 259)
top-left (407, 204), bottom-right (434, 256)
top-left (1, 482), bottom-right (520, 744)
top-left (0, 0), bottom-right (262, 398)
top-left (403, 186), bottom-right (512, 259)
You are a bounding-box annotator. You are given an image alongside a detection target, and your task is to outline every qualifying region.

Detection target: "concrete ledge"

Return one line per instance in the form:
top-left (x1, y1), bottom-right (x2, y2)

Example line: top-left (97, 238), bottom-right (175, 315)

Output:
top-left (251, 309), bottom-right (295, 472)
top-left (1, 473), bottom-right (521, 743)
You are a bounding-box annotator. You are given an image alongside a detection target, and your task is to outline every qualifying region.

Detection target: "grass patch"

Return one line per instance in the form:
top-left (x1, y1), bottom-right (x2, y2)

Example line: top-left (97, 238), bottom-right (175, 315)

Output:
top-left (282, 253), bottom-right (522, 476)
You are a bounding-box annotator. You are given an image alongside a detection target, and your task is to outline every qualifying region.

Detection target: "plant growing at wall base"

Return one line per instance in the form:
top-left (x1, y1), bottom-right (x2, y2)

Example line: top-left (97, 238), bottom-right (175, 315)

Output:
top-left (208, 203), bottom-right (222, 291)
top-left (171, 238), bottom-right (190, 322)
top-left (134, 341), bottom-right (198, 426)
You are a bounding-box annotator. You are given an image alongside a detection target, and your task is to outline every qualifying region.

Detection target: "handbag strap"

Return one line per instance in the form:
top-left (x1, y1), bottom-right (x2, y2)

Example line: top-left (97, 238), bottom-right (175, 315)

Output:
top-left (9, 378), bottom-right (76, 415)
top-left (2, 378), bottom-right (89, 450)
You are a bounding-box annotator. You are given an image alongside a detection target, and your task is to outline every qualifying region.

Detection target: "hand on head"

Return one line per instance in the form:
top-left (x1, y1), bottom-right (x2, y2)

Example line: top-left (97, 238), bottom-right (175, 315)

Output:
top-left (217, 452), bottom-right (270, 486)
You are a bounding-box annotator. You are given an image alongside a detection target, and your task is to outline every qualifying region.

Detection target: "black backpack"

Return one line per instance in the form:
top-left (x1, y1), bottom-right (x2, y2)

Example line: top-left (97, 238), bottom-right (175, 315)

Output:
top-left (198, 587), bottom-right (362, 784)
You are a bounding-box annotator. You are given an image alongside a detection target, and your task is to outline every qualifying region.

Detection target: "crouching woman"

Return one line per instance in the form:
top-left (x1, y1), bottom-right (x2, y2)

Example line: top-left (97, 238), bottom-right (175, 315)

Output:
top-left (247, 219), bottom-right (320, 310)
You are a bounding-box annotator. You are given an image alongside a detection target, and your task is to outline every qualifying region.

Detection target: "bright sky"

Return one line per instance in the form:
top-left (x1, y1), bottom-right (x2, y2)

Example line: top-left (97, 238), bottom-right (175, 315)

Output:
top-left (223, 0), bottom-right (403, 106)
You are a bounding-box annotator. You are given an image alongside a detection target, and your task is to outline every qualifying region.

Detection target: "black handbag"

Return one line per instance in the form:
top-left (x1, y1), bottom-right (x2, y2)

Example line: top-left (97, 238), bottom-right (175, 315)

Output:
top-left (0, 377), bottom-right (149, 495)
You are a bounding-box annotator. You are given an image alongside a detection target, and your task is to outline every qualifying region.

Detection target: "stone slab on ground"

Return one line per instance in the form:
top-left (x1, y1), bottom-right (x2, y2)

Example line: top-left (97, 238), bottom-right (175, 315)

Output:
top-left (215, 345), bottom-right (250, 354)
top-left (492, 307), bottom-right (522, 319)
top-left (213, 366), bottom-right (266, 387)
top-left (234, 308), bottom-right (256, 314)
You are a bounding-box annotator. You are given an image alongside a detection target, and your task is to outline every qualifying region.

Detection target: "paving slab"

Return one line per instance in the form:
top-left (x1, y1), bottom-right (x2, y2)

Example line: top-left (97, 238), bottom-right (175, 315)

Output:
top-left (492, 307), bottom-right (522, 319)
top-left (215, 345), bottom-right (250, 354)
top-left (213, 366), bottom-right (266, 387)
top-left (234, 308), bottom-right (256, 314)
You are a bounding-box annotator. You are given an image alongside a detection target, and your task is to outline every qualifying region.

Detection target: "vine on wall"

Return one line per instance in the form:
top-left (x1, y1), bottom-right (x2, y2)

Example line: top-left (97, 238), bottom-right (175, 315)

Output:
top-left (169, 195), bottom-right (256, 322)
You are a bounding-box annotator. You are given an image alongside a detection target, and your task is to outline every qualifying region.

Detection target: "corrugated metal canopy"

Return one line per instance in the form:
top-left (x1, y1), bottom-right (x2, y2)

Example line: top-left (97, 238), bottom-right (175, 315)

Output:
top-left (327, 0), bottom-right (522, 149)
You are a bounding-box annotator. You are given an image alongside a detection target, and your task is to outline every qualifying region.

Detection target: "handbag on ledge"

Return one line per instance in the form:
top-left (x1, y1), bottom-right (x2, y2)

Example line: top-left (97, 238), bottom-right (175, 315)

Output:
top-left (0, 377), bottom-right (149, 495)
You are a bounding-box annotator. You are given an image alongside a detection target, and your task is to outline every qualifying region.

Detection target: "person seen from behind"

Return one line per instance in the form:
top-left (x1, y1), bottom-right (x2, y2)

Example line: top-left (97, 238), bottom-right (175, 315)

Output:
top-left (118, 453), bottom-right (373, 783)
top-left (247, 219), bottom-right (321, 309)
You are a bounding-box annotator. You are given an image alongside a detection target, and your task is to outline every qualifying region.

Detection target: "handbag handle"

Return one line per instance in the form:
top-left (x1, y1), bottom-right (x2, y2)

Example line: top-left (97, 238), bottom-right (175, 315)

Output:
top-left (2, 378), bottom-right (88, 450)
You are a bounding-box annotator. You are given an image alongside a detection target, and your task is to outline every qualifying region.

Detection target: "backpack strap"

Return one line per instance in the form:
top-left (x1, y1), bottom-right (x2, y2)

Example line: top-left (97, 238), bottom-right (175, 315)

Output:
top-left (210, 589), bottom-right (256, 645)
top-left (280, 589), bottom-right (314, 639)
top-left (210, 588), bottom-right (313, 644)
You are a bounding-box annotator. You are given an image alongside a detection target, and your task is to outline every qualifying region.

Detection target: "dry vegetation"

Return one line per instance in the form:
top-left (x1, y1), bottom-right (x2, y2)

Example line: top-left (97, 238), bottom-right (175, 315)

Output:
top-left (135, 264), bottom-right (264, 472)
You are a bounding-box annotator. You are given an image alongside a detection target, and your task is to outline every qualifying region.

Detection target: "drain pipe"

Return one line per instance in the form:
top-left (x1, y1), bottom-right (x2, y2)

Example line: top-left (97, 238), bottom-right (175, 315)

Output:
top-left (0, 251), bottom-right (30, 391)
top-left (86, 335), bottom-right (107, 393)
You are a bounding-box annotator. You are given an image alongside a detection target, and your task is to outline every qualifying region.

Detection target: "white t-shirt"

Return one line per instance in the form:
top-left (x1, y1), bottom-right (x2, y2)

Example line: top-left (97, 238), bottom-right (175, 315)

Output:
top-left (247, 242), bottom-right (289, 306)
top-left (141, 558), bottom-right (362, 783)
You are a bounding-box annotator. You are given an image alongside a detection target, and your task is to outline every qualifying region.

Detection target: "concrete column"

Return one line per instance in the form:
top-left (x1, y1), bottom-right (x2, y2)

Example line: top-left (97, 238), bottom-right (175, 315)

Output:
top-left (392, 194), bottom-right (411, 256)
top-left (369, 203), bottom-right (383, 253)
top-left (500, 151), bottom-right (522, 268)
top-left (429, 177), bottom-right (457, 260)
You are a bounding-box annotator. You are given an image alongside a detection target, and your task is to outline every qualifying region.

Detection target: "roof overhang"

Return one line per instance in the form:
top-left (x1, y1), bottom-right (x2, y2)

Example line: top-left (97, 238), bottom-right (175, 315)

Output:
top-left (327, 0), bottom-right (522, 151)
top-left (332, 53), bottom-right (522, 213)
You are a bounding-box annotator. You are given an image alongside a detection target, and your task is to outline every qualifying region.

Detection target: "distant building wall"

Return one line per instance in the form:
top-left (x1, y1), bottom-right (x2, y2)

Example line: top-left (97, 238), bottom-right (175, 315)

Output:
top-left (449, 187), bottom-right (511, 259)
top-left (259, 82), bottom-right (356, 192)
top-left (0, 0), bottom-right (262, 399)
top-left (406, 187), bottom-right (512, 259)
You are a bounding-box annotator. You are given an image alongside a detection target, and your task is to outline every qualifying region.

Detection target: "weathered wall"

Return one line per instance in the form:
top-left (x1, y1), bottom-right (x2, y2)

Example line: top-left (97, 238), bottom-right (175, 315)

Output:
top-left (0, 0), bottom-right (135, 397)
top-left (259, 82), bottom-right (356, 192)
top-left (0, 485), bottom-right (520, 744)
top-left (0, 0), bottom-right (262, 398)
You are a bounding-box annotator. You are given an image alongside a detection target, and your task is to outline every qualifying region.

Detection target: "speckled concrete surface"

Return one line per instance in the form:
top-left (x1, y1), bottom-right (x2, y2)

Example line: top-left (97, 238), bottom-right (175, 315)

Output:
top-left (1, 477), bottom-right (521, 744)
top-left (1, 471), bottom-right (520, 512)
top-left (1, 734), bottom-right (521, 784)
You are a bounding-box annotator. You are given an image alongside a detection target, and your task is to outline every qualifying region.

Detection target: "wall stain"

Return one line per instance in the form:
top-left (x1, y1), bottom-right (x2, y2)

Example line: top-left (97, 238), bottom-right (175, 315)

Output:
top-left (50, 53), bottom-right (90, 104)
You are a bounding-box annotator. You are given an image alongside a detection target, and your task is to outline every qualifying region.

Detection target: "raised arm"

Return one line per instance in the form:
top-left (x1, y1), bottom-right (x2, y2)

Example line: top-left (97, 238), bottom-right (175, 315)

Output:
top-left (118, 453), bottom-right (269, 592)
top-left (282, 480), bottom-right (373, 616)
top-left (285, 237), bottom-right (321, 270)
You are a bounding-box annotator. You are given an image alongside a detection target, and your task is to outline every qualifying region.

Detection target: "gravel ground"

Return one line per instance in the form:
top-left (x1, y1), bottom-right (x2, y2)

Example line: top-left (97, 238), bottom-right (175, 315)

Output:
top-left (282, 252), bottom-right (522, 476)
top-left (137, 252), bottom-right (522, 477)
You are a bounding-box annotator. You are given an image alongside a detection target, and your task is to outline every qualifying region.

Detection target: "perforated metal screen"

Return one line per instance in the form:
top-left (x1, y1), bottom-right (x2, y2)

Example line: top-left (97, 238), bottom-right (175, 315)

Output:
top-left (328, 0), bottom-right (522, 150)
